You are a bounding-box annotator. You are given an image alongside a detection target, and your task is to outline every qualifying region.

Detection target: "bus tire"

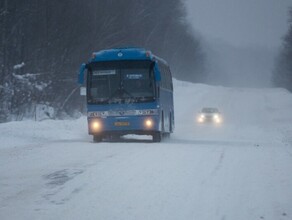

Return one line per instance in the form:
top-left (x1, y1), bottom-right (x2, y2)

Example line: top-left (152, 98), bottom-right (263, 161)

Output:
top-left (152, 132), bottom-right (162, 142)
top-left (93, 135), bottom-right (102, 143)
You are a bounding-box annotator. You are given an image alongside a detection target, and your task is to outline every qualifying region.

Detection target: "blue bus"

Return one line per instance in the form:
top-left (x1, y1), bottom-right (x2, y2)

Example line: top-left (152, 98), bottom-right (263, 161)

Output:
top-left (78, 48), bottom-right (174, 142)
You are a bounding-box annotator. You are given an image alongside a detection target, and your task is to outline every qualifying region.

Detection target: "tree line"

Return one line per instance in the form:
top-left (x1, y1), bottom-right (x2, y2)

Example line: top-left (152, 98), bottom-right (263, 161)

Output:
top-left (0, 0), bottom-right (206, 122)
top-left (273, 7), bottom-right (292, 92)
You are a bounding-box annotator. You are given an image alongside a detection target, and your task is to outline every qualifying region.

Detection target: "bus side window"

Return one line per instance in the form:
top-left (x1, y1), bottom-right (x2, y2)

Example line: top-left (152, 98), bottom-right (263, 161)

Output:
top-left (162, 65), bottom-right (166, 89)
top-left (167, 67), bottom-right (173, 91)
top-left (150, 69), bottom-right (154, 88)
top-left (157, 86), bottom-right (160, 98)
top-left (165, 66), bottom-right (169, 90)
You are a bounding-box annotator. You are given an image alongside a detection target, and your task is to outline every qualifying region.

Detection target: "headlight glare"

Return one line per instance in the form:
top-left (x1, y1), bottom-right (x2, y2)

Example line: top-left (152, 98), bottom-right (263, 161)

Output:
top-left (213, 114), bottom-right (219, 119)
top-left (198, 117), bottom-right (204, 123)
top-left (91, 120), bottom-right (102, 132)
top-left (145, 119), bottom-right (153, 128)
top-left (214, 117), bottom-right (221, 123)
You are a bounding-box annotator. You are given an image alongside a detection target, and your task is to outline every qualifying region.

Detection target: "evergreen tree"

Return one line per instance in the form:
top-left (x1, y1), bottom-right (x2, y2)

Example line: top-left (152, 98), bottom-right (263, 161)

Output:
top-left (273, 7), bottom-right (292, 92)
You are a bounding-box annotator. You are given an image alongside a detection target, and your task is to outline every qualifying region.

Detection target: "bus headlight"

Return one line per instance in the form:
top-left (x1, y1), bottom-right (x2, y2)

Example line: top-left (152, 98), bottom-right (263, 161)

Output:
top-left (90, 120), bottom-right (102, 132)
top-left (145, 119), bottom-right (153, 128)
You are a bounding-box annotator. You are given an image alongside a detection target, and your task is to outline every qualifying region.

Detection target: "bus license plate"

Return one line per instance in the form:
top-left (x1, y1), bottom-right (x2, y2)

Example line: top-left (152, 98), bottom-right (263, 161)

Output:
top-left (114, 122), bottom-right (130, 126)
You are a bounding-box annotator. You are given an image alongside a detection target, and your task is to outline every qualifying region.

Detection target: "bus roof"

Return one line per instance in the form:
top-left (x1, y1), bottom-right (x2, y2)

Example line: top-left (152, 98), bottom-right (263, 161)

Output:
top-left (90, 47), bottom-right (168, 65)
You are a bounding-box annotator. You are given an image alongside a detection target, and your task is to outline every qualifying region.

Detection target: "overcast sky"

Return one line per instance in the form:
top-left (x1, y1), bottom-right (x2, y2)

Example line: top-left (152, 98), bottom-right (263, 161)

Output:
top-left (186, 0), bottom-right (292, 48)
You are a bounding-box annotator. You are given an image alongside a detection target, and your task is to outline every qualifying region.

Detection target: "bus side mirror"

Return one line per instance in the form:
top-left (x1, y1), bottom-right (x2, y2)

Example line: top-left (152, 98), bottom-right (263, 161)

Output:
top-left (153, 63), bottom-right (161, 81)
top-left (78, 63), bottom-right (86, 84)
top-left (80, 87), bottom-right (86, 96)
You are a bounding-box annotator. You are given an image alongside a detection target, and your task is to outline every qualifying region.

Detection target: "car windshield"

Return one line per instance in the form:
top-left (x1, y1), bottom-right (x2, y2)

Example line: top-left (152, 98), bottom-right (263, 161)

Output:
top-left (87, 60), bottom-right (155, 104)
top-left (202, 108), bottom-right (219, 113)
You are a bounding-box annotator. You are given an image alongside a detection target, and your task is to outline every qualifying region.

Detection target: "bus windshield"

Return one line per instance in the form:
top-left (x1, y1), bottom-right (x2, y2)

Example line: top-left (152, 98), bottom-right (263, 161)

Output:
top-left (87, 60), bottom-right (155, 104)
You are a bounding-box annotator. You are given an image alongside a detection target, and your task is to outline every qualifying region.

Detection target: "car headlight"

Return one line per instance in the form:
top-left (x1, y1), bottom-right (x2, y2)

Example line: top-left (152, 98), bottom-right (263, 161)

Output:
top-left (214, 116), bottom-right (221, 124)
top-left (197, 114), bottom-right (205, 123)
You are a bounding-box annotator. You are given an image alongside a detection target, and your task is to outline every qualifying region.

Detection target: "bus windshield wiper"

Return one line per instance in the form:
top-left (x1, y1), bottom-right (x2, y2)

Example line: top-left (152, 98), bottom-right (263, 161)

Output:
top-left (121, 87), bottom-right (135, 99)
top-left (106, 88), bottom-right (132, 101)
top-left (106, 88), bottom-right (121, 103)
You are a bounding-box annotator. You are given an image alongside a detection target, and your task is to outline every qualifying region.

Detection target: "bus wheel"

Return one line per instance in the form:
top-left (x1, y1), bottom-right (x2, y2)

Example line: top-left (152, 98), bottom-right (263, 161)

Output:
top-left (152, 132), bottom-right (162, 142)
top-left (93, 135), bottom-right (102, 143)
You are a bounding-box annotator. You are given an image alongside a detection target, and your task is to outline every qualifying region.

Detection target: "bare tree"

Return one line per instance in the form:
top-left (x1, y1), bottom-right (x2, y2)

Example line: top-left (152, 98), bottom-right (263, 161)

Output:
top-left (0, 0), bottom-right (206, 122)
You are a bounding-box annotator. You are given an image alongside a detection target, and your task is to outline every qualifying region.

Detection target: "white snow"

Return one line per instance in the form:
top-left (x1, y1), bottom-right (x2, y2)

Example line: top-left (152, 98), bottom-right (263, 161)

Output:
top-left (13, 62), bottom-right (25, 70)
top-left (1, 79), bottom-right (292, 220)
top-left (35, 104), bottom-right (55, 121)
top-left (34, 82), bottom-right (49, 91)
top-left (12, 73), bottom-right (49, 91)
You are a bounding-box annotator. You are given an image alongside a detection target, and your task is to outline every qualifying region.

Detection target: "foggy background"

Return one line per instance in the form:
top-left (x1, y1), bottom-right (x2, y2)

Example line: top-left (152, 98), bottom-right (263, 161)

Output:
top-left (0, 0), bottom-right (292, 122)
top-left (186, 0), bottom-right (292, 87)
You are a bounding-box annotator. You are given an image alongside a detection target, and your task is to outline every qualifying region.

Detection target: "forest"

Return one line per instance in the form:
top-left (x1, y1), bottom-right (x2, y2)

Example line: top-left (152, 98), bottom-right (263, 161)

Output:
top-left (0, 0), bottom-right (205, 122)
top-left (1, 1), bottom-right (292, 123)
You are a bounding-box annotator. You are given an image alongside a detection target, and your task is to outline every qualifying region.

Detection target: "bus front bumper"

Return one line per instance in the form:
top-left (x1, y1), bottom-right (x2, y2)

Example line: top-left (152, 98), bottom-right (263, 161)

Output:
top-left (88, 116), bottom-right (160, 135)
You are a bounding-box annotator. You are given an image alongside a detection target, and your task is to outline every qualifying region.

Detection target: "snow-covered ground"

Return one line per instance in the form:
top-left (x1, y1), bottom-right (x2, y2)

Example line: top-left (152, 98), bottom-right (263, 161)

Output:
top-left (1, 80), bottom-right (292, 220)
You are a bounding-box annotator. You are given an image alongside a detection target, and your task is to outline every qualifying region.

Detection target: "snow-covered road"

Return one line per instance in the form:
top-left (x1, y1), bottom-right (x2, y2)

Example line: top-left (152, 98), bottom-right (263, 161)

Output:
top-left (1, 80), bottom-right (292, 220)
